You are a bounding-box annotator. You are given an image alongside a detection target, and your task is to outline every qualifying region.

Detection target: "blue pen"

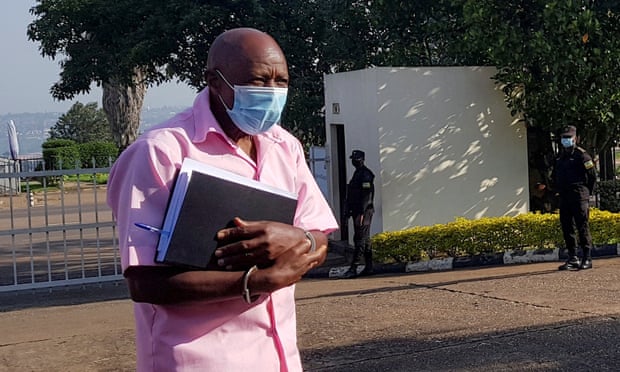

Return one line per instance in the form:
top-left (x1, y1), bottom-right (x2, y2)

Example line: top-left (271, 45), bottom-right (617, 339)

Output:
top-left (134, 222), bottom-right (170, 236)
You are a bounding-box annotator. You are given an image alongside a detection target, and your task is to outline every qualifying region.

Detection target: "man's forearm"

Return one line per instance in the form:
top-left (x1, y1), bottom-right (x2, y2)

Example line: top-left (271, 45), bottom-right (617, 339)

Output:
top-left (125, 266), bottom-right (247, 305)
top-left (124, 231), bottom-right (328, 305)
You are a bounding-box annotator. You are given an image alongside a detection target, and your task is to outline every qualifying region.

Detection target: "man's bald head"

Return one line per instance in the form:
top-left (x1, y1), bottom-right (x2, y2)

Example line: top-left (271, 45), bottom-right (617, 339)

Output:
top-left (206, 28), bottom-right (289, 141)
top-left (207, 28), bottom-right (286, 75)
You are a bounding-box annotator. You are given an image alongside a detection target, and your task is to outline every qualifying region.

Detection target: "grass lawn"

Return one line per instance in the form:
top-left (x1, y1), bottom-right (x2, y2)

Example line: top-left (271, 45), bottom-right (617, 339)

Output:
top-left (21, 173), bottom-right (108, 193)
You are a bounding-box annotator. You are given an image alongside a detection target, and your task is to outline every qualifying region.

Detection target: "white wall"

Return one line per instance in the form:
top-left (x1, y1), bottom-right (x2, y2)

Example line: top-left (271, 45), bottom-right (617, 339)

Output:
top-left (324, 69), bottom-right (383, 239)
top-left (324, 67), bottom-right (529, 236)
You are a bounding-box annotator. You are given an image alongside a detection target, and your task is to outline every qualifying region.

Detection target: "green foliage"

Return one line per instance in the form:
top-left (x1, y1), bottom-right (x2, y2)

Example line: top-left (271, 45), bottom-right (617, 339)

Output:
top-left (49, 102), bottom-right (113, 143)
top-left (461, 0), bottom-right (620, 156)
top-left (42, 139), bottom-right (76, 149)
top-left (21, 173), bottom-right (109, 193)
top-left (598, 180), bottom-right (620, 212)
top-left (367, 0), bottom-right (478, 66)
top-left (27, 0), bottom-right (474, 149)
top-left (372, 210), bottom-right (620, 263)
top-left (64, 173), bottom-right (109, 185)
top-left (42, 139), bottom-right (80, 170)
top-left (76, 142), bottom-right (119, 168)
top-left (28, 0), bottom-right (619, 154)
top-left (42, 138), bottom-right (118, 170)
top-left (28, 1), bottom-right (186, 98)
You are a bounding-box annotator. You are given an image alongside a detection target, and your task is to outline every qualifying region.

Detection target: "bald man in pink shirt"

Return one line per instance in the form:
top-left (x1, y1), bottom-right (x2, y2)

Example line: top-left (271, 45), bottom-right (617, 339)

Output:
top-left (107, 28), bottom-right (338, 371)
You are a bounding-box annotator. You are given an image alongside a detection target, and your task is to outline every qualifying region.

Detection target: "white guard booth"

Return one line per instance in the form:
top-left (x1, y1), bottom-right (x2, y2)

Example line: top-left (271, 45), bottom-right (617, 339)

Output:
top-left (324, 67), bottom-right (529, 241)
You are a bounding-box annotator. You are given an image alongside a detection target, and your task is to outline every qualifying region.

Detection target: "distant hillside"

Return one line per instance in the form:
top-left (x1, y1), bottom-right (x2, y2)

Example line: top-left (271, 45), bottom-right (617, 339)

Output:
top-left (1, 106), bottom-right (188, 157)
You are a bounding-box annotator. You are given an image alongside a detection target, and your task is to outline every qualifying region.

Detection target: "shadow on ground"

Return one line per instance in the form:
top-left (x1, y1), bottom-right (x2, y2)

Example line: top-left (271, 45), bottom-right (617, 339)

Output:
top-left (302, 317), bottom-right (620, 371)
top-left (0, 280), bottom-right (129, 312)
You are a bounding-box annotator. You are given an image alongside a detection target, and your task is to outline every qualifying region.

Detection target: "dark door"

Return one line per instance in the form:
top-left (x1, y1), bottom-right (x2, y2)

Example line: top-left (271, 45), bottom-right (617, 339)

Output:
top-left (331, 124), bottom-right (348, 241)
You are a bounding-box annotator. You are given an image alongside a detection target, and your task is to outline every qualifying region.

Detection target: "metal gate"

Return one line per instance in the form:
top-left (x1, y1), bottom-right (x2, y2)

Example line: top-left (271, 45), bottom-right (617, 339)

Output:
top-left (0, 149), bottom-right (332, 292)
top-left (0, 164), bottom-right (121, 292)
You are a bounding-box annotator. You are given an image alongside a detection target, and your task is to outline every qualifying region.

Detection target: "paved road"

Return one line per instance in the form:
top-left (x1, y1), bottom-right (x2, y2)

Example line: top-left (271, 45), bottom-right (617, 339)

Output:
top-left (1, 258), bottom-right (619, 371)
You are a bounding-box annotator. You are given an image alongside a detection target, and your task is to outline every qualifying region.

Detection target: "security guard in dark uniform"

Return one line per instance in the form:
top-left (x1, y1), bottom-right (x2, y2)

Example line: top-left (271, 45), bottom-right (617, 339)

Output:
top-left (552, 125), bottom-right (597, 271)
top-left (341, 150), bottom-right (375, 279)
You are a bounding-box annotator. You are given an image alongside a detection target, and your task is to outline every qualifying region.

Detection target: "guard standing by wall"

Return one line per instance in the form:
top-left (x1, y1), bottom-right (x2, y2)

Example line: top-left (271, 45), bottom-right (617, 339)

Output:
top-left (552, 125), bottom-right (597, 271)
top-left (341, 150), bottom-right (375, 279)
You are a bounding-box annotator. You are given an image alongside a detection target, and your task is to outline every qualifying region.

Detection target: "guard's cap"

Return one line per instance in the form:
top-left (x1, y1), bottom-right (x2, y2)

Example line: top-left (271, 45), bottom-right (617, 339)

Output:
top-left (560, 125), bottom-right (577, 137)
top-left (350, 150), bottom-right (365, 160)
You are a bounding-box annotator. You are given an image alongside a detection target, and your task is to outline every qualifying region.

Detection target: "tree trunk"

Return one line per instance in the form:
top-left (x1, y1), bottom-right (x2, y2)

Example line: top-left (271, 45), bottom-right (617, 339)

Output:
top-left (102, 68), bottom-right (147, 152)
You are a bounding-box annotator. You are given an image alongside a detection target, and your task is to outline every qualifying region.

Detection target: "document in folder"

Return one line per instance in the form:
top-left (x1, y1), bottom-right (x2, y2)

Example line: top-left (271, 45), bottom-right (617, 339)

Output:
top-left (155, 158), bottom-right (298, 268)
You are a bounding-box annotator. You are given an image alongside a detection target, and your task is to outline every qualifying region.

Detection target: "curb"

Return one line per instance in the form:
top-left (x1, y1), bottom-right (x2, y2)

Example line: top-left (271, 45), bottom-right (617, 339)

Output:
top-left (320, 244), bottom-right (620, 279)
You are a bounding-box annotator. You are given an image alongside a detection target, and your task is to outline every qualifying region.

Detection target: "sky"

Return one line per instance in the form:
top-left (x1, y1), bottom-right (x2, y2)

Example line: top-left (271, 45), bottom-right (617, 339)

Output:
top-left (0, 1), bottom-right (198, 115)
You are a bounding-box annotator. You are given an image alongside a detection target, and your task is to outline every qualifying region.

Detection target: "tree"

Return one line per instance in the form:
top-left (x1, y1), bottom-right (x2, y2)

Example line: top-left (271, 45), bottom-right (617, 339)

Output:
top-left (368, 0), bottom-right (475, 67)
top-left (252, 1), bottom-right (342, 146)
top-left (27, 0), bottom-right (208, 151)
top-left (257, 1), bottom-right (473, 145)
top-left (163, 0), bottom-right (337, 147)
top-left (26, 0), bottom-right (475, 151)
top-left (461, 0), bottom-right (620, 176)
top-left (29, 1), bottom-right (324, 150)
top-left (49, 102), bottom-right (113, 143)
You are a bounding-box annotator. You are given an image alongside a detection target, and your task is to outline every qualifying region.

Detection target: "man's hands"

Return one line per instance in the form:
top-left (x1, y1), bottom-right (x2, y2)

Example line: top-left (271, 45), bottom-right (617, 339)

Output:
top-left (124, 218), bottom-right (328, 305)
top-left (215, 217), bottom-right (308, 269)
top-left (214, 217), bottom-right (327, 293)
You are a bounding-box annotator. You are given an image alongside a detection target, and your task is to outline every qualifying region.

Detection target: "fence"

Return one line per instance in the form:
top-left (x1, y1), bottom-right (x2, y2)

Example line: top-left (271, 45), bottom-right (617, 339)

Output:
top-left (0, 162), bottom-right (121, 292)
top-left (0, 150), bottom-right (331, 292)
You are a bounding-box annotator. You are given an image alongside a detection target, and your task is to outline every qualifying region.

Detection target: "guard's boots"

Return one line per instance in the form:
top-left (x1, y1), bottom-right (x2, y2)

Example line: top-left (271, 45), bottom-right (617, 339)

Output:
top-left (580, 258), bottom-right (593, 270)
top-left (580, 247), bottom-right (593, 270)
top-left (558, 256), bottom-right (581, 271)
top-left (359, 251), bottom-right (374, 276)
top-left (341, 264), bottom-right (358, 279)
top-left (342, 246), bottom-right (362, 279)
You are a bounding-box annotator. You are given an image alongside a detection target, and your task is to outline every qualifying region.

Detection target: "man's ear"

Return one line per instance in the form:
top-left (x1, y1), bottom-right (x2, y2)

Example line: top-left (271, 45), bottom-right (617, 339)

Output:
top-left (205, 69), bottom-right (219, 88)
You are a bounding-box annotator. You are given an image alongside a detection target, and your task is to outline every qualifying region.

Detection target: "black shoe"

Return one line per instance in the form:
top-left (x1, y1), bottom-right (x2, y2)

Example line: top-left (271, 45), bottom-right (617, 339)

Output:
top-left (359, 265), bottom-right (375, 276)
top-left (579, 258), bottom-right (593, 270)
top-left (340, 270), bottom-right (358, 279)
top-left (558, 258), bottom-right (581, 271)
top-left (359, 268), bottom-right (374, 277)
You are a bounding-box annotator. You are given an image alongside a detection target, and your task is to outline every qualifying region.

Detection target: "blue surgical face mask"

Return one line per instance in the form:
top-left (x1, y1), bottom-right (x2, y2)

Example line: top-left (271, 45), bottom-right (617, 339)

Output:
top-left (215, 70), bottom-right (288, 135)
top-left (561, 137), bottom-right (575, 148)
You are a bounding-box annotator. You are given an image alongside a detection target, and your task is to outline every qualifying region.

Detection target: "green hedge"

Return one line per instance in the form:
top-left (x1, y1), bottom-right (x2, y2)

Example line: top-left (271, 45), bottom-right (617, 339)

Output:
top-left (42, 139), bottom-right (80, 170)
top-left (77, 141), bottom-right (118, 168)
top-left (371, 209), bottom-right (620, 263)
top-left (42, 139), bottom-right (118, 169)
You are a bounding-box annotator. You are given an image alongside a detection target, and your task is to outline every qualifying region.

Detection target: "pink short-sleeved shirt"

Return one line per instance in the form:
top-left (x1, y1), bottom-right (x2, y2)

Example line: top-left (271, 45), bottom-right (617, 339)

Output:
top-left (107, 89), bottom-right (338, 372)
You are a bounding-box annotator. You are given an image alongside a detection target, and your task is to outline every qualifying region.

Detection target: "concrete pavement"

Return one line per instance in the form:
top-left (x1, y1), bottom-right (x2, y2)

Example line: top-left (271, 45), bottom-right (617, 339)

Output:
top-left (1, 257), bottom-right (619, 371)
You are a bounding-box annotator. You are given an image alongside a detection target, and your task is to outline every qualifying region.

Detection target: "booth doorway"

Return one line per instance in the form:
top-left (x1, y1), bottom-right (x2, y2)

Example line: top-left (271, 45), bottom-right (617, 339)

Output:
top-left (330, 123), bottom-right (348, 241)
